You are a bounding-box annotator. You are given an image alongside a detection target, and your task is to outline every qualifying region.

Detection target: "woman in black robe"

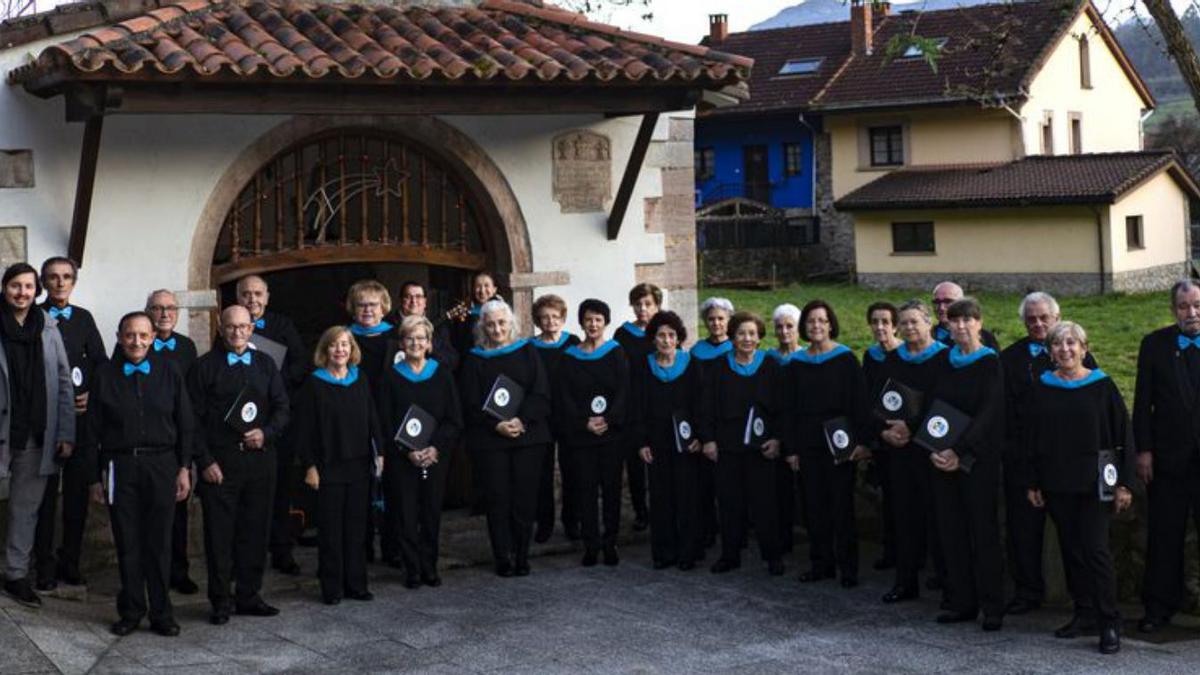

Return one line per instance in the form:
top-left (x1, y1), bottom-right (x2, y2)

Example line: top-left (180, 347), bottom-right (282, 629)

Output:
top-left (531, 294), bottom-right (581, 543)
top-left (863, 301), bottom-right (902, 571)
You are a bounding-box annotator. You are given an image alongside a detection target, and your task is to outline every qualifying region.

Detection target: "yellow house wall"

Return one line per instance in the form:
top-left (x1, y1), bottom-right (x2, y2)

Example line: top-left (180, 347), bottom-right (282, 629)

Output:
top-left (1107, 172), bottom-right (1189, 273)
top-left (1020, 10), bottom-right (1146, 154)
top-left (853, 207), bottom-right (1100, 274)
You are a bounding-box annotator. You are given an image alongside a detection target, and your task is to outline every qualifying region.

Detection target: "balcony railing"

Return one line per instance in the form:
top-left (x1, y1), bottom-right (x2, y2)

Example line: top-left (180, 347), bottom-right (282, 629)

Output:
top-left (696, 181), bottom-right (775, 208)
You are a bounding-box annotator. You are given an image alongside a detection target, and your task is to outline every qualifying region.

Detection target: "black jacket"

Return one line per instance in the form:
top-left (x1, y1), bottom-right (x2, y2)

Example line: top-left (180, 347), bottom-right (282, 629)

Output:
top-left (698, 351), bottom-right (782, 454)
top-left (554, 341), bottom-right (629, 448)
top-left (631, 350), bottom-right (703, 451)
top-left (1133, 325), bottom-right (1200, 471)
top-left (782, 345), bottom-right (870, 457)
top-left (1000, 335), bottom-right (1097, 465)
top-left (292, 368), bottom-right (384, 483)
top-left (187, 345), bottom-right (290, 470)
top-left (250, 310), bottom-right (307, 392)
top-left (377, 358), bottom-right (463, 456)
top-left (928, 348), bottom-right (1005, 464)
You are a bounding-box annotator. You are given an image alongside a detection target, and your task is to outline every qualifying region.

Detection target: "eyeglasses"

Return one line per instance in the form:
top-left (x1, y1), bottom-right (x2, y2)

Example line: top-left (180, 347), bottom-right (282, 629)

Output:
top-left (355, 302), bottom-right (382, 309)
top-left (932, 298), bottom-right (955, 306)
top-left (148, 305), bottom-right (179, 314)
top-left (224, 324), bottom-right (253, 333)
top-left (402, 335), bottom-right (430, 344)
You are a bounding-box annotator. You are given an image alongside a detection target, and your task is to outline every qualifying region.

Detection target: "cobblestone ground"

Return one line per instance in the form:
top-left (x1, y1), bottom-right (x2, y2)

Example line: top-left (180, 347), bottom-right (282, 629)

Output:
top-left (3, 512), bottom-right (1200, 674)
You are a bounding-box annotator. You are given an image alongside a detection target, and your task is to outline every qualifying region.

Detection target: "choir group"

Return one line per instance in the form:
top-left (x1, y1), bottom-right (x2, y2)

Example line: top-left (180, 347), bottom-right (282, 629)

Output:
top-left (3, 256), bottom-right (1200, 657)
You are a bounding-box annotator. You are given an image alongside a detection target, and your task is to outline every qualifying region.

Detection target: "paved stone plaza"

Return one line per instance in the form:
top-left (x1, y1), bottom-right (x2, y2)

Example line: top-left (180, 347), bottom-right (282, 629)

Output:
top-left (2, 525), bottom-right (1200, 675)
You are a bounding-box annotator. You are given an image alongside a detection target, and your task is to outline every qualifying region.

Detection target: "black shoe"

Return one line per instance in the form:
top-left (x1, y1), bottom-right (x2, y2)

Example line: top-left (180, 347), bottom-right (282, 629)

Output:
top-left (346, 590), bottom-right (374, 602)
top-left (110, 618), bottom-right (139, 636)
top-left (235, 600), bottom-right (280, 617)
top-left (171, 577), bottom-right (199, 595)
top-left (632, 513), bottom-right (649, 532)
top-left (209, 611), bottom-right (230, 625)
top-left (797, 568), bottom-right (834, 583)
top-left (34, 577), bottom-right (56, 592)
top-left (404, 577), bottom-right (421, 589)
top-left (653, 559), bottom-right (677, 570)
top-left (150, 619), bottom-right (180, 637)
top-left (602, 545), bottom-right (619, 567)
top-left (840, 577), bottom-right (858, 589)
top-left (677, 560), bottom-right (695, 572)
top-left (872, 557), bottom-right (896, 571)
top-left (271, 555), bottom-right (300, 576)
top-left (982, 615), bottom-right (1003, 632)
top-left (767, 560), bottom-right (785, 576)
top-left (4, 579), bottom-right (41, 608)
top-left (710, 559), bottom-right (739, 574)
top-left (1054, 617), bottom-right (1098, 639)
top-left (422, 574), bottom-right (442, 588)
top-left (1099, 626), bottom-right (1121, 654)
top-left (323, 596), bottom-right (341, 606)
top-left (1004, 597), bottom-right (1040, 616)
top-left (534, 524), bottom-right (553, 544)
top-left (1137, 615), bottom-right (1168, 634)
top-left (564, 523), bottom-right (581, 541)
top-left (881, 586), bottom-right (918, 604)
top-left (924, 576), bottom-right (943, 591)
top-left (582, 549), bottom-right (599, 567)
top-left (496, 560), bottom-right (514, 577)
top-left (936, 610), bottom-right (978, 624)
top-left (56, 562), bottom-right (85, 586)
top-left (514, 561), bottom-right (531, 577)
top-left (384, 558), bottom-right (406, 571)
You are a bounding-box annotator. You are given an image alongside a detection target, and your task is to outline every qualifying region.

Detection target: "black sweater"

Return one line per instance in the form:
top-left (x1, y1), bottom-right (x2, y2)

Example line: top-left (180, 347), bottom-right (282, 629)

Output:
top-left (292, 369), bottom-right (384, 483)
top-left (351, 323), bottom-right (399, 391)
top-left (40, 302), bottom-right (107, 393)
top-left (631, 350), bottom-right (703, 451)
top-left (150, 331), bottom-right (198, 376)
top-left (1000, 335), bottom-right (1097, 463)
top-left (187, 346), bottom-right (290, 470)
top-left (1022, 371), bottom-right (1135, 494)
top-left (88, 353), bottom-right (194, 480)
top-left (875, 342), bottom-right (950, 442)
top-left (532, 332), bottom-right (581, 437)
top-left (554, 341), bottom-right (629, 447)
top-left (250, 310), bottom-right (308, 391)
top-left (698, 351), bottom-right (781, 453)
top-left (783, 346), bottom-right (870, 456)
top-left (927, 348), bottom-right (1005, 463)
top-left (459, 340), bottom-right (552, 450)
top-left (377, 358), bottom-right (463, 456)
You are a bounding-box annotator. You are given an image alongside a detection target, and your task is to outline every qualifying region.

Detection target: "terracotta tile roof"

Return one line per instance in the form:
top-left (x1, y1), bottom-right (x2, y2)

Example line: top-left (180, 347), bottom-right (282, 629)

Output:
top-left (6, 0), bottom-right (752, 91)
top-left (834, 151), bottom-right (1198, 210)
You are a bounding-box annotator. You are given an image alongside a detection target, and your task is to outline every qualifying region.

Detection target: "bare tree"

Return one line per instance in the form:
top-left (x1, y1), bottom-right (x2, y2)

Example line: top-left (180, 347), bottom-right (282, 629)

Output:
top-left (1139, 0), bottom-right (1200, 116)
top-left (558, 0), bottom-right (652, 22)
top-left (2, 0), bottom-right (36, 21)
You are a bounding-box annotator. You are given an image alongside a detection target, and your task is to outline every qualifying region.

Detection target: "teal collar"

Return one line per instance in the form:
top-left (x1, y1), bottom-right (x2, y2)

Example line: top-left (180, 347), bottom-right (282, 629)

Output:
top-left (314, 365), bottom-right (359, 387)
top-left (897, 341), bottom-right (946, 364)
top-left (470, 338), bottom-right (529, 358)
top-left (566, 340), bottom-right (620, 361)
top-left (726, 350), bottom-right (767, 377)
top-left (767, 348), bottom-right (794, 364)
top-left (1041, 368), bottom-right (1109, 389)
top-left (619, 321), bottom-right (646, 338)
top-left (949, 345), bottom-right (997, 369)
top-left (532, 333), bottom-right (571, 349)
top-left (349, 321), bottom-right (393, 337)
top-left (867, 343), bottom-right (889, 363)
top-left (393, 358), bottom-right (439, 383)
top-left (791, 343), bottom-right (851, 365)
top-left (648, 350), bottom-right (690, 382)
top-left (691, 339), bottom-right (733, 361)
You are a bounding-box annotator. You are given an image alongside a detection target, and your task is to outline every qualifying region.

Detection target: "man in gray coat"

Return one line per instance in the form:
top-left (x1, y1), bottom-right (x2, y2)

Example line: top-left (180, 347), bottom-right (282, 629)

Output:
top-left (0, 263), bottom-right (74, 607)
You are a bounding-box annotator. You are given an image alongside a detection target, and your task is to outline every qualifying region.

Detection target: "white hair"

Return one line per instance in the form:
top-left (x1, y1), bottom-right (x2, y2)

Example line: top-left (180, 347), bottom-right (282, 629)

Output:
top-left (1047, 320), bottom-right (1088, 349)
top-left (474, 298), bottom-right (519, 346)
top-left (1018, 291), bottom-right (1060, 321)
top-left (700, 297), bottom-right (734, 319)
top-left (144, 288), bottom-right (176, 309)
top-left (932, 281), bottom-right (963, 298)
top-left (772, 303), bottom-right (801, 324)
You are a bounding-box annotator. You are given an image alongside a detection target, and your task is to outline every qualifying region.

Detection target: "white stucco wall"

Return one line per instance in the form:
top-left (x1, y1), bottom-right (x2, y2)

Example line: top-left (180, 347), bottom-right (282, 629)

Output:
top-left (1, 38), bottom-right (678, 348)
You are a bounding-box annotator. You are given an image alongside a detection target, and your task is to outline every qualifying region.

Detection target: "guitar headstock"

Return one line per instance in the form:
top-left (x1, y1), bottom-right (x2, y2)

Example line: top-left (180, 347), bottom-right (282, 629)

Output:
top-left (445, 301), bottom-right (471, 323)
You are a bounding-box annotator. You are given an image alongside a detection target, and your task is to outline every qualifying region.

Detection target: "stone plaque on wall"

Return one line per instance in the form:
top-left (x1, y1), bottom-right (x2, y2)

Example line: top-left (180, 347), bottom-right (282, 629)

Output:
top-left (0, 227), bottom-right (27, 270)
top-left (0, 150), bottom-right (34, 188)
top-left (552, 131), bottom-right (612, 213)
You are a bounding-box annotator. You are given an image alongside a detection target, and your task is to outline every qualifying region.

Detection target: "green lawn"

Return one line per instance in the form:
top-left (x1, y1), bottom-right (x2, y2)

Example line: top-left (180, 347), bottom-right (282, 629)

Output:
top-left (704, 283), bottom-right (1179, 401)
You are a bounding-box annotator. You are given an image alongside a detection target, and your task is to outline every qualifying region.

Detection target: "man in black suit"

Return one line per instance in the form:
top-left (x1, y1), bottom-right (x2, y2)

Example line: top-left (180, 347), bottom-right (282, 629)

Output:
top-left (932, 281), bottom-right (1000, 350)
top-left (1134, 280), bottom-right (1200, 633)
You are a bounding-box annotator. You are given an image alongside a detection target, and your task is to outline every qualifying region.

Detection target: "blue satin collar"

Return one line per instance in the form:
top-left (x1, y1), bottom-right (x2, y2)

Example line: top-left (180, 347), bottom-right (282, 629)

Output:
top-left (691, 339), bottom-right (733, 361)
top-left (948, 345), bottom-right (997, 369)
top-left (619, 321), bottom-right (646, 338)
top-left (935, 325), bottom-right (951, 342)
top-left (791, 343), bottom-right (851, 365)
top-left (767, 348), bottom-right (794, 364)
top-left (393, 358), bottom-right (439, 383)
top-left (1028, 341), bottom-right (1047, 357)
top-left (566, 340), bottom-right (620, 361)
top-left (314, 365), bottom-right (359, 387)
top-left (349, 321), bottom-right (394, 337)
top-left (470, 338), bottom-right (529, 358)
top-left (897, 341), bottom-right (947, 364)
top-left (648, 350), bottom-right (690, 382)
top-left (726, 350), bottom-right (767, 377)
top-left (532, 333), bottom-right (571, 349)
top-left (1040, 368), bottom-right (1109, 389)
top-left (867, 343), bottom-right (889, 363)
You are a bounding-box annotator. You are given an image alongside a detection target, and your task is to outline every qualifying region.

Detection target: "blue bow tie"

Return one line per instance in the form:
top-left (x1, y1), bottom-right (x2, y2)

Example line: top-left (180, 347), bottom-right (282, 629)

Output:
top-left (153, 337), bottom-right (176, 352)
top-left (254, 318), bottom-right (265, 330)
top-left (1179, 334), bottom-right (1200, 350)
top-left (123, 360), bottom-right (150, 377)
top-left (49, 306), bottom-right (72, 321)
top-left (227, 351), bottom-right (252, 366)
top-left (1028, 342), bottom-right (1046, 357)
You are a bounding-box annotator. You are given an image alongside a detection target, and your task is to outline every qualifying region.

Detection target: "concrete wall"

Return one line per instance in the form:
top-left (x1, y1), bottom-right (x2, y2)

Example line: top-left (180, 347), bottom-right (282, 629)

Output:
top-left (1107, 171), bottom-right (1189, 274)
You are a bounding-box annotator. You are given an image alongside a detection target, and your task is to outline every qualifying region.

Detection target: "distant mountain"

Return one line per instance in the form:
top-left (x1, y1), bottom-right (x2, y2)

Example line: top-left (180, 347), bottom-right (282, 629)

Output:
top-left (750, 0), bottom-right (1029, 30)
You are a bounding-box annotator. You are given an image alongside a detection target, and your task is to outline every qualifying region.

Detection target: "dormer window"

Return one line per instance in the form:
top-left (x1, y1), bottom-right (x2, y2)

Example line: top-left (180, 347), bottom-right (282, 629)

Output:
top-left (901, 37), bottom-right (948, 58)
top-left (778, 58), bottom-right (823, 76)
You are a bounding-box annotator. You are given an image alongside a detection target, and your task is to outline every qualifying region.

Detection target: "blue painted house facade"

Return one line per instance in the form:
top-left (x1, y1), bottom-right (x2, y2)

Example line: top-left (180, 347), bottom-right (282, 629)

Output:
top-left (694, 114), bottom-right (816, 211)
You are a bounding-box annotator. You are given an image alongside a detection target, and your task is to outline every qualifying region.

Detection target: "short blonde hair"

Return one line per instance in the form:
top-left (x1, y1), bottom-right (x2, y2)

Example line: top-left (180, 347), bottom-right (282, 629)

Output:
top-left (313, 326), bottom-right (362, 369)
top-left (1047, 321), bottom-right (1088, 351)
top-left (399, 314), bottom-right (434, 342)
top-left (345, 280), bottom-right (392, 316)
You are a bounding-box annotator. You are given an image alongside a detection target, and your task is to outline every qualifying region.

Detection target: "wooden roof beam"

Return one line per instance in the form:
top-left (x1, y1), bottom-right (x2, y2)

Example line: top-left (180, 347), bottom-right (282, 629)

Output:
top-left (607, 112), bottom-right (659, 241)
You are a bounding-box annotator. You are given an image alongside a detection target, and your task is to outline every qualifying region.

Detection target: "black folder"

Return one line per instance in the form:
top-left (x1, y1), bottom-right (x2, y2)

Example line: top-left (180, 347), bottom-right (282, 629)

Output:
top-left (823, 416), bottom-right (856, 464)
top-left (743, 406), bottom-right (768, 446)
top-left (673, 413), bottom-right (694, 454)
top-left (483, 374), bottom-right (524, 421)
top-left (395, 404), bottom-right (437, 452)
top-left (223, 384), bottom-right (265, 434)
top-left (914, 399), bottom-right (971, 455)
top-left (874, 378), bottom-right (923, 422)
top-left (249, 334), bottom-right (288, 372)
top-left (1098, 449), bottom-right (1118, 502)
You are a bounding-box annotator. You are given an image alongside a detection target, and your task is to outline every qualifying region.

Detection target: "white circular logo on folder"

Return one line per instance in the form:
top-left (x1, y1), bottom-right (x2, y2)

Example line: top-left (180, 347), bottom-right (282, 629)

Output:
top-left (70, 367), bottom-right (83, 387)
top-left (590, 396), bottom-right (608, 415)
top-left (406, 419), bottom-right (423, 438)
top-left (926, 415), bottom-right (949, 439)
top-left (832, 430), bottom-right (850, 450)
top-left (1103, 463), bottom-right (1118, 487)
top-left (753, 418), bottom-right (765, 437)
top-left (241, 402), bottom-right (258, 424)
top-left (493, 388), bottom-right (510, 408)
top-left (394, 351), bottom-right (405, 365)
top-left (678, 421), bottom-right (692, 440)
top-left (882, 391), bottom-right (903, 412)
top-left (248, 342), bottom-right (259, 350)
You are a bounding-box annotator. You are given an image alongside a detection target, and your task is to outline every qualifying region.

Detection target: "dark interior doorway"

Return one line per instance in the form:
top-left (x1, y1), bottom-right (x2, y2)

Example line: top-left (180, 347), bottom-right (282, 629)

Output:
top-left (742, 144), bottom-right (770, 204)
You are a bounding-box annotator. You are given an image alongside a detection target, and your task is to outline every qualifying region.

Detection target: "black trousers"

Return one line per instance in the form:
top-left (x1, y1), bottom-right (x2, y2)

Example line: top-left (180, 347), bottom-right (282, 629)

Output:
top-left (316, 474), bottom-right (370, 600)
top-left (1046, 491), bottom-right (1119, 627)
top-left (799, 450), bottom-right (858, 578)
top-left (889, 447), bottom-right (945, 590)
top-left (107, 451), bottom-right (177, 623)
top-left (269, 441), bottom-right (297, 560)
top-left (171, 498), bottom-right (191, 583)
top-left (698, 460), bottom-right (719, 542)
top-left (932, 460), bottom-right (1004, 617)
top-left (474, 444), bottom-right (545, 565)
top-left (778, 462), bottom-right (797, 554)
top-left (1142, 455), bottom-right (1200, 620)
top-left (715, 450), bottom-right (781, 563)
top-left (536, 442), bottom-right (577, 533)
top-left (34, 447), bottom-right (94, 579)
top-left (624, 440), bottom-right (648, 518)
top-left (198, 448), bottom-right (276, 610)
top-left (392, 452), bottom-right (449, 579)
top-left (647, 441), bottom-right (700, 564)
top-left (571, 440), bottom-right (624, 550)
top-left (1003, 467), bottom-right (1046, 603)
top-left (872, 452), bottom-right (897, 564)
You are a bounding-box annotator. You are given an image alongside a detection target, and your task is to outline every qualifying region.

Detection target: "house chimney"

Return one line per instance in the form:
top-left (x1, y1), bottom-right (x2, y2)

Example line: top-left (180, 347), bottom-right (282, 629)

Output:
top-left (709, 14), bottom-right (729, 44)
top-left (850, 0), bottom-right (873, 56)
top-left (873, 1), bottom-right (892, 19)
